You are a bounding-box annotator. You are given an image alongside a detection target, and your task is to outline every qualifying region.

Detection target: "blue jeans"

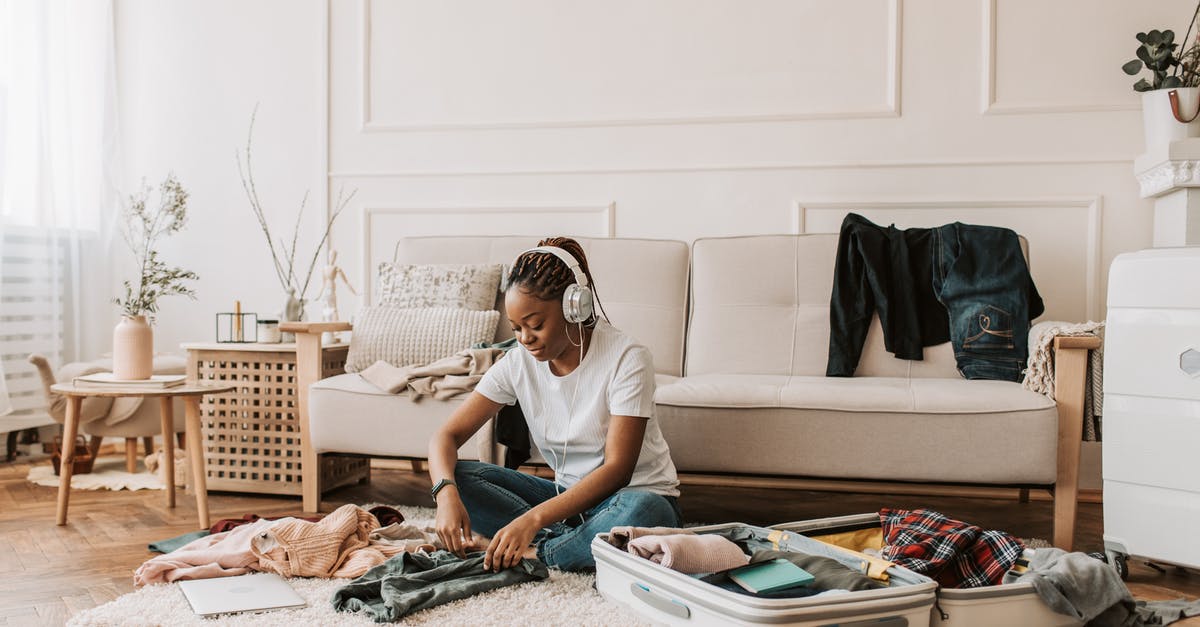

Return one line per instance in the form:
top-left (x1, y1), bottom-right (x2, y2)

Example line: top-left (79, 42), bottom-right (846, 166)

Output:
top-left (453, 460), bottom-right (683, 571)
top-left (932, 222), bottom-right (1044, 381)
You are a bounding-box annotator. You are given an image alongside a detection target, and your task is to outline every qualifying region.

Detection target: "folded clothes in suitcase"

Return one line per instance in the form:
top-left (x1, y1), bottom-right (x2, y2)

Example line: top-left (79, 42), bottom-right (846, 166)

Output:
top-left (592, 522), bottom-right (938, 626)
top-left (771, 513), bottom-right (1083, 627)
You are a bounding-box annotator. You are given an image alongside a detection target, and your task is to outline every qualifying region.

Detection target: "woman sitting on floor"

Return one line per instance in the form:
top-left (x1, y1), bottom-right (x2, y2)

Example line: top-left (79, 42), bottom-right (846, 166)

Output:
top-left (427, 236), bottom-right (682, 572)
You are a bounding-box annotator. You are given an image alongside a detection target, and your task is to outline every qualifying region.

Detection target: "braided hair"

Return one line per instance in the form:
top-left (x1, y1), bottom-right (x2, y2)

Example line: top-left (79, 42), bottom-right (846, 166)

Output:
top-left (507, 236), bottom-right (608, 325)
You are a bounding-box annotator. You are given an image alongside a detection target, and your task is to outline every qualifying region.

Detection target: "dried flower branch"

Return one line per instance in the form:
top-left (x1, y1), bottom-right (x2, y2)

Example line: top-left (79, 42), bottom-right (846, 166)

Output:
top-left (113, 173), bottom-right (200, 320)
top-left (235, 106), bottom-right (356, 303)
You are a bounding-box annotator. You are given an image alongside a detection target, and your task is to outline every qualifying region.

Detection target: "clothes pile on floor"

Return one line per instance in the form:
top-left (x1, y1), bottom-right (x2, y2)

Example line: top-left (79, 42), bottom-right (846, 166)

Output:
top-left (139, 503), bottom-right (548, 620)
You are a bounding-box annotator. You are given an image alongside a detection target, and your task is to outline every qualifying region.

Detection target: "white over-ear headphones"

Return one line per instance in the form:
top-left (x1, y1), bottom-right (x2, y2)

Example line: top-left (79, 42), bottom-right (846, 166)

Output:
top-left (514, 246), bottom-right (595, 324)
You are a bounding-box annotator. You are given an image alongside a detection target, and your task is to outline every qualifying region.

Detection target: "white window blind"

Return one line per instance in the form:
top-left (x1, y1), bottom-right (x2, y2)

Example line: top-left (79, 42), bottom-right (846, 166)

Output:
top-left (0, 228), bottom-right (70, 434)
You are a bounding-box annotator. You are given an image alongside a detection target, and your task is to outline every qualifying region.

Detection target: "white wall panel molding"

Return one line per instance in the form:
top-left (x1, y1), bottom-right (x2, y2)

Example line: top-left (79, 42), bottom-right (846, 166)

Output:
top-left (329, 156), bottom-right (1130, 180)
top-left (359, 203), bottom-right (614, 303)
top-left (981, 0), bottom-right (1138, 116)
top-left (358, 0), bottom-right (902, 132)
top-left (794, 197), bottom-right (1104, 320)
top-left (318, 0), bottom-right (331, 233)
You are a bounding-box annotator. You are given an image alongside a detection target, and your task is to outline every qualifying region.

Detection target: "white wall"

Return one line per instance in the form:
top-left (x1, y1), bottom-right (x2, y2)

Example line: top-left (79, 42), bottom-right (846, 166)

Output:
top-left (113, 0), bottom-right (325, 354)
top-left (115, 0), bottom-right (1187, 352)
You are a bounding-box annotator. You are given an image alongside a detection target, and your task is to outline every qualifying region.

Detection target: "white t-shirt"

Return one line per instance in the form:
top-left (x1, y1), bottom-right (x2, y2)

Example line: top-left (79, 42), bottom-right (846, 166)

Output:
top-left (475, 320), bottom-right (680, 497)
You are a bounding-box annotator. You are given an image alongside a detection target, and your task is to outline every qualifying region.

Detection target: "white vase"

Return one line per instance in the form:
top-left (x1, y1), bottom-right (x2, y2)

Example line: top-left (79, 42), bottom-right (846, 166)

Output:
top-left (113, 315), bottom-right (153, 380)
top-left (1142, 87), bottom-right (1200, 153)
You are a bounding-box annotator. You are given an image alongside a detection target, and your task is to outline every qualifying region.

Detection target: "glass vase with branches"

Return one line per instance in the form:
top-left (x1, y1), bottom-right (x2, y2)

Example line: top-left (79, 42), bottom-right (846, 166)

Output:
top-left (235, 107), bottom-right (356, 321)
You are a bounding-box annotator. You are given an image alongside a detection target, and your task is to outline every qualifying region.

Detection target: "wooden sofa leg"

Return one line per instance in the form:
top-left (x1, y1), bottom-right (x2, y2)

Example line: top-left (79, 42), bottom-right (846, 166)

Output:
top-left (88, 435), bottom-right (103, 458)
top-left (1052, 336), bottom-right (1098, 551)
top-left (143, 436), bottom-right (155, 458)
top-left (125, 438), bottom-right (138, 473)
top-left (177, 432), bottom-right (186, 449)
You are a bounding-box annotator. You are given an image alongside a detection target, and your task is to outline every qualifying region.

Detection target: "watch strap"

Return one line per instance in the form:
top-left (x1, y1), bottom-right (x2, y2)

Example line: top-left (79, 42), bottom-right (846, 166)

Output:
top-left (431, 478), bottom-right (456, 501)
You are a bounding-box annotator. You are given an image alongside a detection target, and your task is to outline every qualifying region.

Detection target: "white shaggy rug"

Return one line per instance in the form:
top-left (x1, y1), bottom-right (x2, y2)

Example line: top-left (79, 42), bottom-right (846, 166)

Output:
top-left (27, 457), bottom-right (164, 491)
top-left (68, 506), bottom-right (648, 626)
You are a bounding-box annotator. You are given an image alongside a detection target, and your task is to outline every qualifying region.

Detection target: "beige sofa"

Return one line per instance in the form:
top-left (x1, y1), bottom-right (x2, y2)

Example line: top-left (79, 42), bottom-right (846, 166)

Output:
top-left (287, 234), bottom-right (1095, 549)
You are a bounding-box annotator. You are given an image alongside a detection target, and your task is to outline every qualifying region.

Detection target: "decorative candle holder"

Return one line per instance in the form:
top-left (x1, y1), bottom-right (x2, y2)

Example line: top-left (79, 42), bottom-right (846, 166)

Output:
top-left (256, 319), bottom-right (282, 344)
top-left (216, 312), bottom-right (258, 343)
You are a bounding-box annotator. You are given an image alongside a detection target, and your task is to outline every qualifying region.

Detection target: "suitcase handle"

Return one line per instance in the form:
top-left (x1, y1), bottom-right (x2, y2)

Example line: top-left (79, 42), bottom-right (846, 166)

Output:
top-left (820, 617), bottom-right (908, 627)
top-left (631, 582), bottom-right (691, 620)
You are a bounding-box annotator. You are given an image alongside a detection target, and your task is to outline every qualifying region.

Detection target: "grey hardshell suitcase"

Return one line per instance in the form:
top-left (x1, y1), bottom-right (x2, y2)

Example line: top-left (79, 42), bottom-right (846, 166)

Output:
top-left (770, 513), bottom-right (1082, 627)
top-left (593, 522), bottom-right (938, 626)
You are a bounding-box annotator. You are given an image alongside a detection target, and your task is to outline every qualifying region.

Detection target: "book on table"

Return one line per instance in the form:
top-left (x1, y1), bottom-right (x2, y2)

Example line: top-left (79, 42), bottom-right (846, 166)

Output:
top-left (72, 372), bottom-right (187, 389)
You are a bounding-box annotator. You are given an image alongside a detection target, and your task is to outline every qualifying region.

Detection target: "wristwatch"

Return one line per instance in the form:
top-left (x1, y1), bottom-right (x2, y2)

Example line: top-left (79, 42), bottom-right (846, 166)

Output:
top-left (431, 478), bottom-right (457, 502)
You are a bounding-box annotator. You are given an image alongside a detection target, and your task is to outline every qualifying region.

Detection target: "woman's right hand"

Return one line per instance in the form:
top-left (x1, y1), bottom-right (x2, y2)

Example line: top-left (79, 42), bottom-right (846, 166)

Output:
top-left (435, 490), bottom-right (474, 558)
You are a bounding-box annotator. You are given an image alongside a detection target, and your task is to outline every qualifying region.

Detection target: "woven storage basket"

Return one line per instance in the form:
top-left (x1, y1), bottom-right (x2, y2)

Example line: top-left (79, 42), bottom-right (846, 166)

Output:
top-left (45, 436), bottom-right (96, 476)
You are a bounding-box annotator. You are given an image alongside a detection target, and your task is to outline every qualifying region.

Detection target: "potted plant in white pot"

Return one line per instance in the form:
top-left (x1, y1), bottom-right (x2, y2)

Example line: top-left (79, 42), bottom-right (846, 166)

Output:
top-left (1124, 7), bottom-right (1200, 152)
top-left (112, 173), bottom-right (199, 379)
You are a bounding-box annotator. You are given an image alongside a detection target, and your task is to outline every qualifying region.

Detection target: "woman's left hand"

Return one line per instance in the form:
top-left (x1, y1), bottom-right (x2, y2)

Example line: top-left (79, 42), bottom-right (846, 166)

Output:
top-left (484, 514), bottom-right (540, 572)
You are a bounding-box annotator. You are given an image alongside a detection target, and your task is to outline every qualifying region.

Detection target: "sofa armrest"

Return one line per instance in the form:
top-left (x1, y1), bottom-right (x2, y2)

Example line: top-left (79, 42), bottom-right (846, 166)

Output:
top-left (290, 321), bottom-right (352, 513)
top-left (1051, 333), bottom-right (1102, 551)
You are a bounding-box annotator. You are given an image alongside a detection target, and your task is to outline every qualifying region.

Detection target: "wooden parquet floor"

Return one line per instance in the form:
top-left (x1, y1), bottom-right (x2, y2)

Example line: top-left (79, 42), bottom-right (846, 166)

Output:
top-left (1, 455), bottom-right (1197, 626)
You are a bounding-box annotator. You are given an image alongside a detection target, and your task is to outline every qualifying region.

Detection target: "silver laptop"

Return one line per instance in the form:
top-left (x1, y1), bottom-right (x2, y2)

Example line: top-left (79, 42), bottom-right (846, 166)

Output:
top-left (178, 572), bottom-right (306, 617)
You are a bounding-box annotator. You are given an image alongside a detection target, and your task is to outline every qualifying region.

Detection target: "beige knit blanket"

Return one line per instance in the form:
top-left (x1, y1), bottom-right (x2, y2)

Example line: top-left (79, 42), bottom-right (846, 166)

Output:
top-left (134, 505), bottom-right (442, 586)
top-left (251, 504), bottom-right (406, 579)
top-left (1023, 320), bottom-right (1105, 441)
top-left (360, 347), bottom-right (504, 400)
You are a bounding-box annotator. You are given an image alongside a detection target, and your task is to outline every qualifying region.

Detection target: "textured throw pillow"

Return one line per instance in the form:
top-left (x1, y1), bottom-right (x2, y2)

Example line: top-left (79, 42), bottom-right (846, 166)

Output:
top-left (377, 263), bottom-right (502, 311)
top-left (345, 306), bottom-right (501, 373)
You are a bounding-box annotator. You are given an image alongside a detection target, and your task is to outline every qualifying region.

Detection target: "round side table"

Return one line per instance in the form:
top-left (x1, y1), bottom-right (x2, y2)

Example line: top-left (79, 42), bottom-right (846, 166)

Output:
top-left (49, 382), bottom-right (236, 529)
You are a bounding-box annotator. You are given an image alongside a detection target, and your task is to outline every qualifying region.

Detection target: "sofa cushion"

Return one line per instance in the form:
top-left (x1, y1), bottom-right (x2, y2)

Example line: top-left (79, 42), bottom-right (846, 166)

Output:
top-left (655, 375), bottom-right (1057, 484)
top-left (345, 307), bottom-right (500, 373)
top-left (377, 262), bottom-right (502, 310)
top-left (308, 373), bottom-right (490, 459)
top-left (686, 234), bottom-right (962, 379)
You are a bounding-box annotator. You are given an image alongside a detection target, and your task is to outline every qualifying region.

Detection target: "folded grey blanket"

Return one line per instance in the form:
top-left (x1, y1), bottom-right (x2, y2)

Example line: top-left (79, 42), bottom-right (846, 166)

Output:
top-left (360, 348), bottom-right (503, 400)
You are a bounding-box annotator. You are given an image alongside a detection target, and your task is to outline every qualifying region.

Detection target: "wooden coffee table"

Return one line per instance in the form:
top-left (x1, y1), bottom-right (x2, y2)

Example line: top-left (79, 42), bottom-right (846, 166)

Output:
top-left (48, 382), bottom-right (236, 529)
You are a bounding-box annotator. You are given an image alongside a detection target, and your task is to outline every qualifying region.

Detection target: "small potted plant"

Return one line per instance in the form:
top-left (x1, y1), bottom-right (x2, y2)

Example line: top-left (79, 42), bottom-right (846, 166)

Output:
top-left (1124, 5), bottom-right (1200, 151)
top-left (112, 173), bottom-right (199, 379)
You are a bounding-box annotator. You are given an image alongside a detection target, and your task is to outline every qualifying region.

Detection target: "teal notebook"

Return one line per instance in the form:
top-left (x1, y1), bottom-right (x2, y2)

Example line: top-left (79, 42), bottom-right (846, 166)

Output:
top-left (727, 559), bottom-right (815, 594)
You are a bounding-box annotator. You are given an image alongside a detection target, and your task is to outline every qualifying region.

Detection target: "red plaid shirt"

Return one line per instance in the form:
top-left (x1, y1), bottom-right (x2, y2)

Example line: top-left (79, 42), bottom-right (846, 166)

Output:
top-left (878, 508), bottom-right (1024, 588)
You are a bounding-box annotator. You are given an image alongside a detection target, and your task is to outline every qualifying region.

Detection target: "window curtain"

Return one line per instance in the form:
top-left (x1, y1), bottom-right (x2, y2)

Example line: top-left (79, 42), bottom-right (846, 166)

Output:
top-left (0, 0), bottom-right (121, 426)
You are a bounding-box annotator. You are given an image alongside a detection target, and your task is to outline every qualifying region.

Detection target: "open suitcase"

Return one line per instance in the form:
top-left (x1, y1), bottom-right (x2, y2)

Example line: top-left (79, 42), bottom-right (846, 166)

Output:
top-left (1103, 248), bottom-right (1200, 577)
top-left (593, 521), bottom-right (938, 626)
top-left (771, 514), bottom-right (1081, 627)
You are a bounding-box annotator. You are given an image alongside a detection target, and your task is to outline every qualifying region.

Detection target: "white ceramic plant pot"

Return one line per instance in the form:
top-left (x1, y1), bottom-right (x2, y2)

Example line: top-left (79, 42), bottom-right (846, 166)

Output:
top-left (112, 315), bottom-right (153, 380)
top-left (1142, 87), bottom-right (1200, 153)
